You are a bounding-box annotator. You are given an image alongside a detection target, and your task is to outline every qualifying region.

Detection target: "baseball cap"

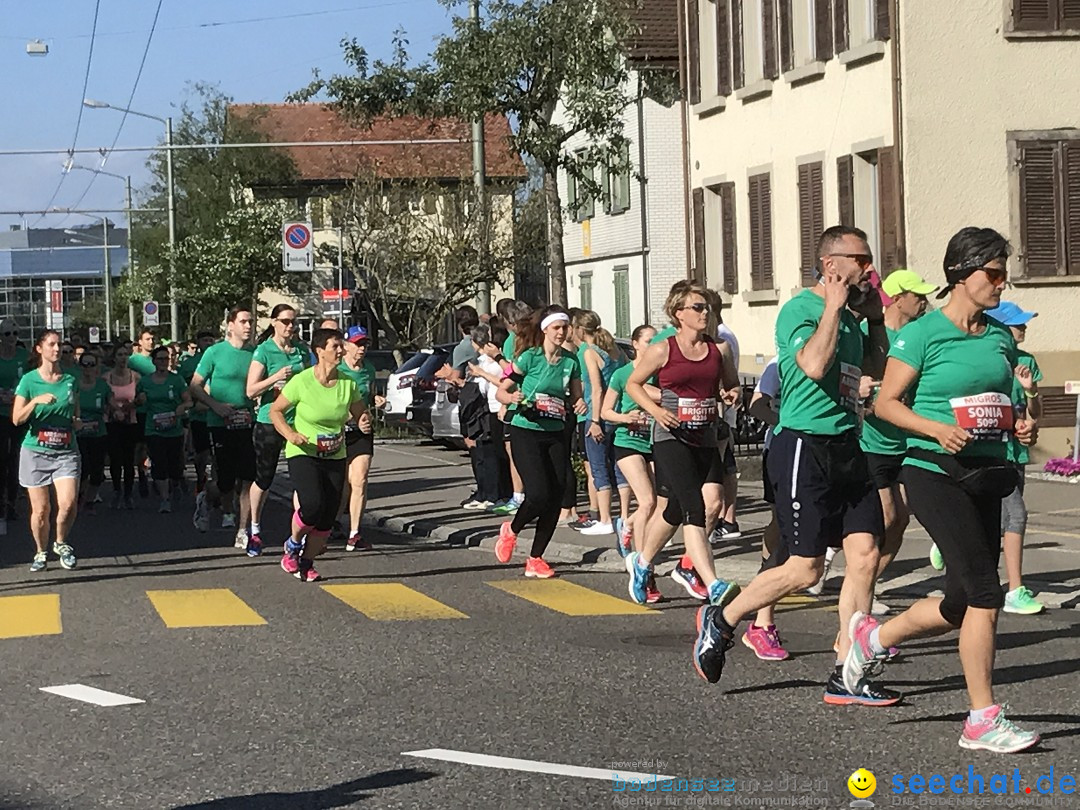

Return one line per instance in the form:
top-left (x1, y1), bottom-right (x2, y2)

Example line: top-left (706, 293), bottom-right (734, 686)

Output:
top-left (344, 325), bottom-right (369, 343)
top-left (986, 301), bottom-right (1037, 326)
top-left (881, 269), bottom-right (939, 298)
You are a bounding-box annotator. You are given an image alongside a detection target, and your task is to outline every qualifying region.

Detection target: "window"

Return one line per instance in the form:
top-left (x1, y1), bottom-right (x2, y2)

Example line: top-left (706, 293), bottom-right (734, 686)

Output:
top-left (705, 182), bottom-right (739, 294)
top-left (833, 0), bottom-right (890, 50)
top-left (748, 172), bottom-right (774, 290)
top-left (613, 267), bottom-right (631, 338)
top-left (1010, 0), bottom-right (1080, 34)
top-left (837, 148), bottom-right (900, 273)
top-left (797, 162), bottom-right (824, 286)
top-left (567, 150), bottom-right (595, 223)
top-left (739, 0), bottom-right (764, 84)
top-left (716, 0), bottom-right (733, 95)
top-left (688, 0), bottom-right (702, 102)
top-left (779, 0), bottom-right (819, 70)
top-left (603, 142), bottom-right (632, 215)
top-left (1014, 135), bottom-right (1080, 277)
top-left (579, 271), bottom-right (593, 310)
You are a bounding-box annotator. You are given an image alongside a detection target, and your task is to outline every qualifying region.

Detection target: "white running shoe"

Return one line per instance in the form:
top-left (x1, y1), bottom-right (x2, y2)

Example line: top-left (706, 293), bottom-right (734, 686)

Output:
top-left (580, 521), bottom-right (614, 536)
top-left (192, 492), bottom-right (210, 533)
top-left (806, 549), bottom-right (836, 596)
top-left (871, 597), bottom-right (891, 616)
top-left (234, 527), bottom-right (249, 549)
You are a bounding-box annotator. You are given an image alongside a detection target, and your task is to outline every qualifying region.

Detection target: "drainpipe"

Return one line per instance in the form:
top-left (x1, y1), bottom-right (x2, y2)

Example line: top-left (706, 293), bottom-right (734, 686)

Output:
top-left (676, 0), bottom-right (692, 279)
top-left (636, 72), bottom-right (651, 325)
top-left (890, 0), bottom-right (907, 264)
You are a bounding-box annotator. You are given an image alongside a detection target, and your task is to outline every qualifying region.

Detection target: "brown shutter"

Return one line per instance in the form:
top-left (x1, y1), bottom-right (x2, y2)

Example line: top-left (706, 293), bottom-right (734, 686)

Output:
top-left (749, 173), bottom-right (774, 290)
top-left (749, 176), bottom-right (762, 289)
top-left (836, 155), bottom-right (855, 227)
top-left (1065, 0), bottom-right (1080, 29)
top-left (1064, 140), bottom-right (1080, 274)
top-left (834, 0), bottom-right (849, 53)
top-left (877, 147), bottom-right (898, 274)
top-left (687, 0), bottom-right (701, 104)
top-left (874, 0), bottom-right (891, 40)
top-left (762, 0), bottom-right (779, 80)
top-left (716, 0), bottom-right (732, 96)
top-left (719, 182), bottom-right (738, 294)
top-left (798, 163), bottom-right (824, 286)
top-left (779, 0), bottom-right (794, 73)
top-left (761, 174), bottom-right (774, 288)
top-left (815, 0), bottom-right (834, 60)
top-left (732, 0), bottom-right (745, 90)
top-left (692, 187), bottom-right (707, 281)
top-left (1012, 0), bottom-right (1055, 31)
top-left (1019, 141), bottom-right (1061, 276)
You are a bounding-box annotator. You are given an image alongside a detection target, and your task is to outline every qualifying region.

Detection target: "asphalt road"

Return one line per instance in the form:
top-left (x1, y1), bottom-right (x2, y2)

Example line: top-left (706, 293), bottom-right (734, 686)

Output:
top-left (2, 490), bottom-right (1079, 810)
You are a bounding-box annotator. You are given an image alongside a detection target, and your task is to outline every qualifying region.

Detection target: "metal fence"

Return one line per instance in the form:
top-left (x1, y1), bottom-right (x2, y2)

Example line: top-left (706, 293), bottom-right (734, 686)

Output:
top-left (732, 374), bottom-right (767, 457)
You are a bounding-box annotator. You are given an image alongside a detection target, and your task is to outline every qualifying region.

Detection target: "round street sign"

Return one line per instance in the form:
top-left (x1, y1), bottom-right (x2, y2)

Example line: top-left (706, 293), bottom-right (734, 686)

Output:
top-left (144, 301), bottom-right (158, 316)
top-left (284, 223), bottom-right (312, 249)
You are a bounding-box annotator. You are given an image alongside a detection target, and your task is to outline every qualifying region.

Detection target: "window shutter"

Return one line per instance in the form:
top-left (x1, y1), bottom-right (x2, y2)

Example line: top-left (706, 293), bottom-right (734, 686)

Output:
top-left (798, 163), bottom-right (825, 286)
top-left (874, 0), bottom-right (891, 40)
top-left (749, 176), bottom-right (762, 289)
top-left (567, 170), bottom-right (580, 222)
top-left (834, 0), bottom-right (849, 53)
top-left (1065, 0), bottom-right (1080, 27)
top-left (760, 174), bottom-right (774, 289)
top-left (763, 0), bottom-right (779, 80)
top-left (732, 0), bottom-right (745, 90)
top-left (1064, 140), bottom-right (1080, 274)
top-left (779, 0), bottom-right (794, 73)
top-left (836, 155), bottom-right (855, 227)
top-left (584, 163), bottom-right (596, 220)
top-left (1012, 0), bottom-right (1055, 31)
top-left (614, 268), bottom-right (631, 338)
top-left (877, 147), bottom-right (899, 274)
top-left (580, 273), bottom-right (593, 310)
top-left (815, 0), bottom-right (834, 60)
top-left (719, 182), bottom-right (738, 294)
top-left (692, 187), bottom-right (707, 281)
top-left (749, 173), bottom-right (774, 290)
top-left (1019, 141), bottom-right (1061, 276)
top-left (601, 163), bottom-right (612, 214)
top-left (716, 0), bottom-right (733, 96)
top-left (619, 144), bottom-right (632, 213)
top-left (688, 0), bottom-right (702, 103)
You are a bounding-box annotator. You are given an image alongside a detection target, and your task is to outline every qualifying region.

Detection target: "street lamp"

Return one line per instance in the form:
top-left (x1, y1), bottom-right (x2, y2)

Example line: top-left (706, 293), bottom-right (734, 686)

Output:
top-left (63, 217), bottom-right (114, 342)
top-left (83, 98), bottom-right (177, 341)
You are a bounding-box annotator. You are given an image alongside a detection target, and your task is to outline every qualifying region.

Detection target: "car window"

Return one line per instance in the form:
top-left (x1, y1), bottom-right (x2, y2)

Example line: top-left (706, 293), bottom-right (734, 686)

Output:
top-left (415, 348), bottom-right (451, 379)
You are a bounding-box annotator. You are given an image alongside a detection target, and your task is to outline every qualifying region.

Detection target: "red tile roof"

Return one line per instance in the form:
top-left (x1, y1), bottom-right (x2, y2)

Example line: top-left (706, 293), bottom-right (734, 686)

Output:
top-left (625, 0), bottom-right (679, 67)
top-left (228, 103), bottom-right (527, 184)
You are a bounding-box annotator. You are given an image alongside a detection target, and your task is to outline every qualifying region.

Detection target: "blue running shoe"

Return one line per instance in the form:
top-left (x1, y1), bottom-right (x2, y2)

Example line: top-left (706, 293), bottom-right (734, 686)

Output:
top-left (707, 577), bottom-right (740, 607)
top-left (625, 551), bottom-right (651, 605)
top-left (693, 605), bottom-right (734, 683)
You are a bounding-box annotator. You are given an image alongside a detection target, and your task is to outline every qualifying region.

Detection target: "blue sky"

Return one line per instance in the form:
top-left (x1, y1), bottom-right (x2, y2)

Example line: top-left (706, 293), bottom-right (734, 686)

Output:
top-left (1, 1), bottom-right (456, 230)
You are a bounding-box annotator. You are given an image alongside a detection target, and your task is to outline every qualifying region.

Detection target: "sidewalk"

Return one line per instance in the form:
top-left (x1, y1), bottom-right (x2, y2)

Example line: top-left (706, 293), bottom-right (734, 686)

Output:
top-left (269, 440), bottom-right (1080, 609)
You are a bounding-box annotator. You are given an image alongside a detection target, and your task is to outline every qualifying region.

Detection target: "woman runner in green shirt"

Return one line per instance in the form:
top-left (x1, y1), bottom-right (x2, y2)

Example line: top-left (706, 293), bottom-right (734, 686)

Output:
top-left (137, 346), bottom-right (192, 513)
top-left (76, 349), bottom-right (111, 515)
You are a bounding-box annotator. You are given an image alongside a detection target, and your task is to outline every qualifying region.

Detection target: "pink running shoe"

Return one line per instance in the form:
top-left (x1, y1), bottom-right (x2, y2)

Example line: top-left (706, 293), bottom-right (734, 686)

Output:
top-left (524, 556), bottom-right (555, 578)
top-left (495, 521), bottom-right (517, 564)
top-left (645, 574), bottom-right (663, 604)
top-left (294, 559), bottom-right (321, 582)
top-left (281, 541), bottom-right (300, 575)
top-left (741, 624), bottom-right (790, 661)
top-left (842, 611), bottom-right (887, 694)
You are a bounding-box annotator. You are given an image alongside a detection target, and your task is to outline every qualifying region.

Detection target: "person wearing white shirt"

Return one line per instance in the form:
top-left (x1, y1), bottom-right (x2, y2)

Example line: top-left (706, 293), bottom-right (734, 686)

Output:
top-left (712, 319), bottom-right (743, 541)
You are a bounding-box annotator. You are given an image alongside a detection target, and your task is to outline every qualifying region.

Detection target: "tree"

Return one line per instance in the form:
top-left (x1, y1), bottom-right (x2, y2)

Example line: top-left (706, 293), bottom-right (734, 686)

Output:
top-left (291, 1), bottom-right (675, 305)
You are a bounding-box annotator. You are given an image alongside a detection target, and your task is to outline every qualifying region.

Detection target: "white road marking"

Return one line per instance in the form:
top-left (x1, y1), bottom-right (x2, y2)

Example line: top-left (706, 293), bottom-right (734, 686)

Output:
top-left (381, 446), bottom-right (465, 467)
top-left (40, 684), bottom-right (145, 707)
top-left (402, 748), bottom-right (676, 782)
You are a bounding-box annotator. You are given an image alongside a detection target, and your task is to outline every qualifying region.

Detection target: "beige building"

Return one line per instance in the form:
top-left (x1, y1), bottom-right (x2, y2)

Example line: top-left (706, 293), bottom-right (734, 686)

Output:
top-left (684, 0), bottom-right (1080, 460)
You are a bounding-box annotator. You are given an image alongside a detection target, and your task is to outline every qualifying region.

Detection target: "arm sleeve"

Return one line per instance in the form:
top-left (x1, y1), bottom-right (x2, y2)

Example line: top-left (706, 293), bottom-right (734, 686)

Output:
top-left (13, 374), bottom-right (30, 399)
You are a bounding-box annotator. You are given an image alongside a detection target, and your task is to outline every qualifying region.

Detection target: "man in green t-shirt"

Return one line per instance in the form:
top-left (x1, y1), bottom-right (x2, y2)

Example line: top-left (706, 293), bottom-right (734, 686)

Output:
top-left (0, 318), bottom-right (30, 528)
top-left (179, 331), bottom-right (216, 501)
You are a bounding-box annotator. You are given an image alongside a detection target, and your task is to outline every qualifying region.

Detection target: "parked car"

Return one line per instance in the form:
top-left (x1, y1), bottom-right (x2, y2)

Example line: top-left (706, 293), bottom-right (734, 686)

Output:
top-left (365, 350), bottom-right (398, 398)
top-left (384, 344), bottom-right (456, 436)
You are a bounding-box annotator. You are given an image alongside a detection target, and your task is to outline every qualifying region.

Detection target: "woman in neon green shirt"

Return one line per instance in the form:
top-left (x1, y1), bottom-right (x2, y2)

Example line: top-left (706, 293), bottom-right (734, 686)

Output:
top-left (270, 328), bottom-right (369, 583)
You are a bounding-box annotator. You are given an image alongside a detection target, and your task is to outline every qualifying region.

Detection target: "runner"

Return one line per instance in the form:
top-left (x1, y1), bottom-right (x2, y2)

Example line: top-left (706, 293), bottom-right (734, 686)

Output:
top-left (76, 350), bottom-right (111, 516)
top-left (129, 328), bottom-right (156, 498)
top-left (271, 327), bottom-right (369, 582)
top-left (491, 300), bottom-right (532, 517)
top-left (179, 332), bottom-right (216, 512)
top-left (561, 308), bottom-right (598, 530)
top-left (337, 325), bottom-right (384, 552)
top-left (188, 308), bottom-right (256, 548)
top-left (0, 318), bottom-right (29, 534)
top-left (137, 345), bottom-right (192, 513)
top-left (624, 281), bottom-right (742, 606)
top-left (494, 306), bottom-right (586, 578)
top-left (692, 226), bottom-right (891, 705)
top-left (246, 303), bottom-right (308, 556)
top-left (12, 330), bottom-right (80, 572)
top-left (105, 343), bottom-right (141, 509)
top-left (845, 226), bottom-right (1040, 752)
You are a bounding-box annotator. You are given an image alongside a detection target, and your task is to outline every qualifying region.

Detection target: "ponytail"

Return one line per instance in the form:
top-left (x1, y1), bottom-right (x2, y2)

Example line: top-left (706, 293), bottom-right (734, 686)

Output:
top-left (256, 304), bottom-right (295, 345)
top-left (594, 327), bottom-right (617, 356)
top-left (28, 329), bottom-right (60, 370)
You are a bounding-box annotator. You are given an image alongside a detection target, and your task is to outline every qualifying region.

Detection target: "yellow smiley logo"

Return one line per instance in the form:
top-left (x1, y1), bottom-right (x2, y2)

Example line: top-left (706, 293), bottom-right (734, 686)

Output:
top-left (848, 768), bottom-right (877, 798)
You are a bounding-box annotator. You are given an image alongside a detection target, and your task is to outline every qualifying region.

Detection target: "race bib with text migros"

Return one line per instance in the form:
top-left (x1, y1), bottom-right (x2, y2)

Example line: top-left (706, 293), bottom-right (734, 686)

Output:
top-left (534, 393), bottom-right (566, 420)
top-left (676, 397), bottom-right (717, 428)
top-left (225, 409), bottom-right (253, 430)
top-left (153, 412), bottom-right (178, 431)
top-left (838, 362), bottom-right (862, 412)
top-left (37, 428), bottom-right (72, 449)
top-left (949, 392), bottom-right (1014, 442)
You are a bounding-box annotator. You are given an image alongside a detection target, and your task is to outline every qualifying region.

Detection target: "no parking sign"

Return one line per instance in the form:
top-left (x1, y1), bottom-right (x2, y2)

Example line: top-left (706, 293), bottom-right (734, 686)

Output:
top-left (143, 301), bottom-right (159, 327)
top-left (283, 221), bottom-right (313, 271)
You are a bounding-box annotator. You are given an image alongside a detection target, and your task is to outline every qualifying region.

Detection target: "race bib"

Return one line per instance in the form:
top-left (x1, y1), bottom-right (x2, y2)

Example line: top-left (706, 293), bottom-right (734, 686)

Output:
top-left (838, 362), bottom-right (862, 412)
top-left (950, 392), bottom-right (1014, 442)
top-left (628, 413), bottom-right (652, 440)
top-left (225, 409), bottom-right (253, 430)
top-left (37, 428), bottom-right (72, 449)
top-left (676, 397), bottom-right (717, 428)
top-left (153, 412), bottom-right (178, 431)
top-left (316, 432), bottom-right (344, 457)
top-left (534, 393), bottom-right (566, 420)
top-left (77, 420), bottom-right (99, 437)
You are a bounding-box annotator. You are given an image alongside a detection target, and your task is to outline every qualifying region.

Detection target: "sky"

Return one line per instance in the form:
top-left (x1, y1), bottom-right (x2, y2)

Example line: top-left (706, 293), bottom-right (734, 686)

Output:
top-left (0, 0), bottom-right (457, 231)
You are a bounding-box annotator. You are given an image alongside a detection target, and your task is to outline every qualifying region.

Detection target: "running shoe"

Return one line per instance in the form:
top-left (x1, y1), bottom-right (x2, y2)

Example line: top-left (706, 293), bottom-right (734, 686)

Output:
top-left (719, 520), bottom-right (742, 540)
top-left (580, 521), bottom-right (613, 536)
top-left (246, 533), bottom-right (263, 558)
top-left (1004, 586), bottom-right (1044, 615)
top-left (111, 492), bottom-right (122, 510)
top-left (670, 561), bottom-right (709, 600)
top-left (192, 492), bottom-right (210, 533)
top-left (806, 552), bottom-right (833, 596)
top-left (567, 515), bottom-right (596, 531)
top-left (295, 558), bottom-right (321, 582)
top-left (281, 540), bottom-right (301, 575)
top-left (524, 557), bottom-right (556, 578)
top-left (345, 533), bottom-right (373, 552)
top-left (29, 552), bottom-right (47, 573)
top-left (234, 528), bottom-right (249, 550)
top-left (625, 551), bottom-right (651, 605)
top-left (458, 492), bottom-right (479, 507)
top-left (124, 495), bottom-right (135, 510)
top-left (221, 513), bottom-right (237, 530)
top-left (158, 499), bottom-right (171, 514)
top-left (693, 605), bottom-right (734, 683)
top-left (871, 596), bottom-right (891, 615)
top-left (490, 499), bottom-right (520, 516)
top-left (741, 624), bottom-right (790, 661)
top-left (929, 542), bottom-right (945, 571)
top-left (958, 704), bottom-right (1039, 753)
top-left (842, 611), bottom-right (889, 694)
top-left (462, 499), bottom-right (493, 510)
top-left (495, 521), bottom-right (517, 564)
top-left (645, 574), bottom-right (663, 604)
top-left (707, 577), bottom-right (740, 608)
top-left (615, 520), bottom-right (632, 558)
top-left (823, 671), bottom-right (902, 706)
top-left (53, 543), bottom-right (77, 570)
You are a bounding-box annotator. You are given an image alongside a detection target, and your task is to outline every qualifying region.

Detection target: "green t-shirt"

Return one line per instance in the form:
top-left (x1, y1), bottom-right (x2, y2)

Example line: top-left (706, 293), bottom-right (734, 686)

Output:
top-left (890, 310), bottom-right (1019, 475)
top-left (608, 363), bottom-right (653, 454)
top-left (15, 369), bottom-right (78, 454)
top-left (503, 332), bottom-right (516, 359)
top-left (252, 339), bottom-right (308, 423)
top-left (650, 325), bottom-right (676, 344)
top-left (77, 378), bottom-right (111, 439)
top-left (859, 322), bottom-right (907, 456)
top-left (0, 346), bottom-right (30, 418)
top-left (338, 358), bottom-right (377, 405)
top-left (280, 368), bottom-right (361, 460)
top-left (137, 372), bottom-right (188, 438)
top-left (1009, 350), bottom-right (1042, 466)
top-left (510, 347), bottom-right (581, 432)
top-left (776, 289), bottom-right (863, 437)
top-left (194, 341), bottom-right (255, 428)
top-left (128, 352), bottom-right (155, 376)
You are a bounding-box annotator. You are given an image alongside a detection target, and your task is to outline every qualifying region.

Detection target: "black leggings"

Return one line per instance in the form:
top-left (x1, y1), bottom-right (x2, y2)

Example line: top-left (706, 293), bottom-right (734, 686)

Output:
top-left (561, 418), bottom-right (578, 510)
top-left (289, 455), bottom-right (346, 532)
top-left (510, 426), bottom-right (570, 558)
top-left (0, 420), bottom-right (26, 509)
top-left (78, 435), bottom-right (108, 486)
top-left (652, 439), bottom-right (724, 528)
top-left (904, 465), bottom-right (1004, 626)
top-left (107, 422), bottom-right (140, 496)
top-left (147, 435), bottom-right (184, 482)
top-left (253, 422), bottom-right (286, 490)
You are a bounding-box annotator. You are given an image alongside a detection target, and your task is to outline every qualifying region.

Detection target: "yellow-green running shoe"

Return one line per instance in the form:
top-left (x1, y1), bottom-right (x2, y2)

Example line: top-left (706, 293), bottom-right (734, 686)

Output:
top-left (929, 543), bottom-right (945, 571)
top-left (1003, 586), bottom-right (1044, 615)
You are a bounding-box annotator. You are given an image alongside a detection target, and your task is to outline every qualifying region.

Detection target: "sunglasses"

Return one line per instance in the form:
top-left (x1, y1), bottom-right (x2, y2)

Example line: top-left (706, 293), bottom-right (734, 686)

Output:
top-left (62, 349), bottom-right (74, 355)
top-left (277, 318), bottom-right (295, 326)
top-left (80, 361), bottom-right (98, 368)
top-left (679, 303), bottom-right (710, 314)
top-left (1, 331), bottom-right (15, 337)
top-left (828, 253), bottom-right (875, 269)
top-left (976, 266), bottom-right (1008, 285)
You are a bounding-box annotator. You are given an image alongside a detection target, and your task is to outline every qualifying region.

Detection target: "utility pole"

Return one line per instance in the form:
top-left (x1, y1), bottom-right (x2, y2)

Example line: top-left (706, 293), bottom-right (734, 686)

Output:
top-left (125, 175), bottom-right (135, 338)
top-left (102, 219), bottom-right (112, 342)
top-left (471, 0), bottom-right (490, 316)
top-left (166, 116), bottom-right (179, 341)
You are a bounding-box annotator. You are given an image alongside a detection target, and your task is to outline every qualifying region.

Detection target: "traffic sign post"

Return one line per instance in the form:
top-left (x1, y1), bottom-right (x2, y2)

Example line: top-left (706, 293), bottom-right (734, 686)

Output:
top-left (143, 301), bottom-right (160, 327)
top-left (283, 221), bottom-right (313, 271)
top-left (1066, 382), bottom-right (1080, 463)
top-left (47, 279), bottom-right (64, 331)
top-left (88, 326), bottom-right (100, 344)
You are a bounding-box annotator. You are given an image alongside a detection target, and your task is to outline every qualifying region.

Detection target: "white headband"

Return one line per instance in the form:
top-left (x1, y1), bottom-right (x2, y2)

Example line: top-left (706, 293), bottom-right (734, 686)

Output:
top-left (540, 312), bottom-right (570, 331)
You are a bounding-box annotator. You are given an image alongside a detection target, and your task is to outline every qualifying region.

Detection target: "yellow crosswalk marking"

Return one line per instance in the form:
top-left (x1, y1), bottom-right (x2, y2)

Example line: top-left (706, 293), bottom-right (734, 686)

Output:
top-left (0, 594), bottom-right (62, 639)
top-left (488, 580), bottom-right (653, 616)
top-left (321, 584), bottom-right (468, 620)
top-left (146, 589), bottom-right (267, 628)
